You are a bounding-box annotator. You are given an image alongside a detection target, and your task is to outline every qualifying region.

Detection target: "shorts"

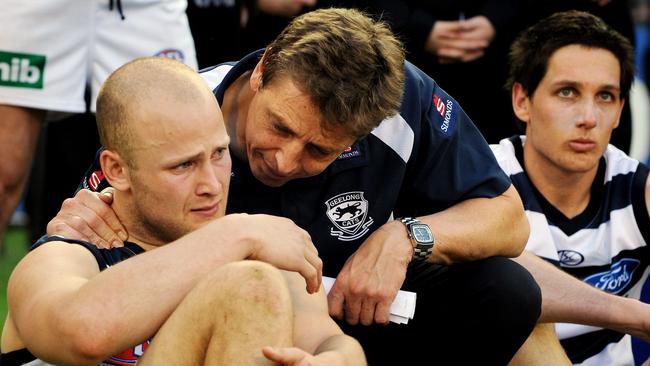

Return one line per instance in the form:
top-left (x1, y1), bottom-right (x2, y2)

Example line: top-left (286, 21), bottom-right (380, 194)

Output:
top-left (0, 0), bottom-right (197, 119)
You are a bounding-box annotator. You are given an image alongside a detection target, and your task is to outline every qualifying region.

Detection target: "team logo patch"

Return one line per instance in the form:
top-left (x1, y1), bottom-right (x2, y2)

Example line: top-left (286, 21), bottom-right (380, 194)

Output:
top-left (337, 145), bottom-right (361, 160)
top-left (88, 170), bottom-right (105, 191)
top-left (325, 191), bottom-right (374, 241)
top-left (558, 250), bottom-right (584, 266)
top-left (584, 258), bottom-right (640, 295)
top-left (431, 92), bottom-right (455, 134)
top-left (0, 50), bottom-right (46, 89)
top-left (154, 48), bottom-right (185, 62)
top-left (102, 339), bottom-right (150, 365)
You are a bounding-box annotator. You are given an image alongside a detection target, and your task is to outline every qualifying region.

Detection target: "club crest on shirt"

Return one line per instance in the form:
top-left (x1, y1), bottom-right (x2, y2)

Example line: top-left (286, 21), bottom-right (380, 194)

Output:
top-left (558, 250), bottom-right (585, 266)
top-left (325, 191), bottom-right (373, 241)
top-left (584, 258), bottom-right (640, 295)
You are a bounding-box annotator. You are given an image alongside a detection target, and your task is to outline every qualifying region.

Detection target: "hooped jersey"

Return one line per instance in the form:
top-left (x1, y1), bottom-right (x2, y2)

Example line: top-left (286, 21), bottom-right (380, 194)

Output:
top-left (492, 135), bottom-right (650, 366)
top-left (79, 49), bottom-right (511, 277)
top-left (0, 237), bottom-right (148, 366)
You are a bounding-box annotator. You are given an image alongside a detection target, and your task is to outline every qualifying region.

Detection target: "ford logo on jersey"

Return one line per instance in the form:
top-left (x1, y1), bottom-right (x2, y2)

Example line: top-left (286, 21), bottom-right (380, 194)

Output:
top-left (584, 258), bottom-right (640, 295)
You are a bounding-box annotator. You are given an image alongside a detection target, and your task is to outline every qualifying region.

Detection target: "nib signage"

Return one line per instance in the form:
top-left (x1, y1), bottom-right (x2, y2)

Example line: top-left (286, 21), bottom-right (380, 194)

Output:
top-left (0, 50), bottom-right (46, 89)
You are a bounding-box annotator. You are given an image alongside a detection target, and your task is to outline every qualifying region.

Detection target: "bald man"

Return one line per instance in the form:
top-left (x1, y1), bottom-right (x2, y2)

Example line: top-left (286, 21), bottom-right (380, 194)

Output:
top-left (0, 57), bottom-right (365, 366)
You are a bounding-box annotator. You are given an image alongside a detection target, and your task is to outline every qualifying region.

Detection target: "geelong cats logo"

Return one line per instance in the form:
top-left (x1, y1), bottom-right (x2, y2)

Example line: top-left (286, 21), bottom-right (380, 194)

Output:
top-left (325, 191), bottom-right (374, 241)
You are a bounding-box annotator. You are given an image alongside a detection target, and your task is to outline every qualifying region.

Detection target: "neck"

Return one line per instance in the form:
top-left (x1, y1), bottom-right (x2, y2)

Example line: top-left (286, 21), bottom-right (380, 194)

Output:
top-left (222, 72), bottom-right (253, 162)
top-left (523, 148), bottom-right (598, 219)
top-left (111, 192), bottom-right (160, 251)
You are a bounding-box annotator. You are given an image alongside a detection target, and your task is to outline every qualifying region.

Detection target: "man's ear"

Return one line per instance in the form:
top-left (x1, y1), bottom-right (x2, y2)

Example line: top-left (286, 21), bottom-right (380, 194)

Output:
top-left (512, 82), bottom-right (531, 126)
top-left (99, 149), bottom-right (130, 191)
top-left (249, 50), bottom-right (267, 92)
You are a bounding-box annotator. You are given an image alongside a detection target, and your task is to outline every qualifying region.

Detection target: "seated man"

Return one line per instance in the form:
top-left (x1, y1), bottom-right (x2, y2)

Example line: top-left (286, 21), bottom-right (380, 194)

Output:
top-left (44, 8), bottom-right (542, 365)
top-left (493, 10), bottom-right (650, 365)
top-left (0, 57), bottom-right (366, 366)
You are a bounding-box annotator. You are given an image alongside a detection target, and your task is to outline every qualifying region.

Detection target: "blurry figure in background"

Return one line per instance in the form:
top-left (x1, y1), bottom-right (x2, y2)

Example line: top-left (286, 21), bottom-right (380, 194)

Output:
top-left (187, 0), bottom-right (246, 68)
top-left (363, 0), bottom-right (532, 144)
top-left (0, 0), bottom-right (198, 248)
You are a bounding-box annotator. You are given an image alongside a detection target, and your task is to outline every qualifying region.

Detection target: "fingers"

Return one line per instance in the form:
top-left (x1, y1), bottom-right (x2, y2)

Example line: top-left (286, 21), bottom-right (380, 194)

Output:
top-left (374, 301), bottom-right (391, 326)
top-left (302, 247), bottom-right (323, 294)
top-left (47, 189), bottom-right (127, 248)
top-left (327, 286), bottom-right (345, 320)
top-left (295, 227), bottom-right (321, 293)
top-left (262, 346), bottom-right (309, 365)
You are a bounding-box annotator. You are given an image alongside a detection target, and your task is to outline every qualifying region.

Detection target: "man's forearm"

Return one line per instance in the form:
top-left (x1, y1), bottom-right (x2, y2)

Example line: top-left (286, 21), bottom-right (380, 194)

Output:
top-left (421, 185), bottom-right (529, 264)
top-left (514, 251), bottom-right (650, 341)
top-left (314, 334), bottom-right (367, 366)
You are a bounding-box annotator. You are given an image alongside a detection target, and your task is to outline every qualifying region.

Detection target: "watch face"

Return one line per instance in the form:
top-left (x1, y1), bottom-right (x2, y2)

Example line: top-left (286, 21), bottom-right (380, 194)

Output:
top-left (412, 224), bottom-right (433, 243)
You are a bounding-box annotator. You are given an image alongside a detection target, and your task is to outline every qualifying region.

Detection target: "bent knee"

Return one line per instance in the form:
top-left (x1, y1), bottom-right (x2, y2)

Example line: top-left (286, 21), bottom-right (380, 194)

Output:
top-left (197, 261), bottom-right (292, 311)
top-left (478, 257), bottom-right (542, 323)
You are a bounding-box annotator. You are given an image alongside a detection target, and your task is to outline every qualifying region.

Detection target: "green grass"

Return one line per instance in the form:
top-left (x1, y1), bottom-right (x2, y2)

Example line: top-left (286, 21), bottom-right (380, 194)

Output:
top-left (1, 227), bottom-right (30, 333)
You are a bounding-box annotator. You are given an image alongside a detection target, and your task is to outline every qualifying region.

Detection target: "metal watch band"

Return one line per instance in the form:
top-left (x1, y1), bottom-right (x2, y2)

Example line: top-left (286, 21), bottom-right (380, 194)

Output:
top-left (399, 217), bottom-right (434, 261)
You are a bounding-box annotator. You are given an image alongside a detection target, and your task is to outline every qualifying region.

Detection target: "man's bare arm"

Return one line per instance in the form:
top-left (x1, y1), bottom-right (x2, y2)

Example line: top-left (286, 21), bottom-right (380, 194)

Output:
top-left (268, 271), bottom-right (366, 366)
top-left (514, 251), bottom-right (650, 342)
top-left (9, 214), bottom-right (322, 365)
top-left (328, 184), bottom-right (529, 325)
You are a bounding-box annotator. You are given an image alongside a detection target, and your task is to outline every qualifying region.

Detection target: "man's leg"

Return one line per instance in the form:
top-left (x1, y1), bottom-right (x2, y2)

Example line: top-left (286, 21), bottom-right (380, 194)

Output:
top-left (0, 105), bottom-right (44, 247)
top-left (138, 261), bottom-right (294, 365)
top-left (509, 323), bottom-right (571, 366)
top-left (339, 257), bottom-right (542, 365)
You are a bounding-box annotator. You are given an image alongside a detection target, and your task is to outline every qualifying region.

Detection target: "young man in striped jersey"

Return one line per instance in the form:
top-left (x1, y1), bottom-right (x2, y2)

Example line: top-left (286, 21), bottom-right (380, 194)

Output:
top-left (492, 10), bottom-right (650, 365)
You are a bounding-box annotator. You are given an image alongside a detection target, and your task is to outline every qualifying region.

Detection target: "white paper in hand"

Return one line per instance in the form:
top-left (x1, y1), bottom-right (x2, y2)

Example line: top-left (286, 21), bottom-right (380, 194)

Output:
top-left (321, 276), bottom-right (417, 324)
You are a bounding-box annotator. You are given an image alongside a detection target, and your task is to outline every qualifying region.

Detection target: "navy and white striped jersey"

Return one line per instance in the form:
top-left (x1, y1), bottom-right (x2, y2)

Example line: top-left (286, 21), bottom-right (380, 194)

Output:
top-left (199, 49), bottom-right (512, 276)
top-left (492, 135), bottom-right (650, 366)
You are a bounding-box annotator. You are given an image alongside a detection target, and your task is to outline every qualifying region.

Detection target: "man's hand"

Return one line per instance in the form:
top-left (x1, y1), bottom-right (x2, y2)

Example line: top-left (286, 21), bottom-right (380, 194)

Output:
top-left (327, 220), bottom-right (412, 325)
top-left (242, 214), bottom-right (322, 294)
top-left (426, 16), bottom-right (495, 64)
top-left (262, 346), bottom-right (344, 366)
top-left (46, 188), bottom-right (127, 249)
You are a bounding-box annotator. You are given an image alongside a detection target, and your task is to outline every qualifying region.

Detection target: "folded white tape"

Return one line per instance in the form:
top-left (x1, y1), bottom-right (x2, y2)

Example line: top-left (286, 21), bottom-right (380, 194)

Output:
top-left (322, 276), bottom-right (417, 324)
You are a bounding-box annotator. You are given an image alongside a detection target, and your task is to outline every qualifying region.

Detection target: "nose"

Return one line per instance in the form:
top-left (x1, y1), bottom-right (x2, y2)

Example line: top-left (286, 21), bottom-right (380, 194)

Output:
top-left (576, 99), bottom-right (597, 129)
top-left (196, 162), bottom-right (222, 196)
top-left (272, 142), bottom-right (301, 176)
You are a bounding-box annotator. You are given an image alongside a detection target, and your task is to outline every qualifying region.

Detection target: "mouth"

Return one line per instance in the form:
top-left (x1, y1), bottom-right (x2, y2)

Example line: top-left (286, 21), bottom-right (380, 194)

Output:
top-left (191, 203), bottom-right (220, 218)
top-left (568, 138), bottom-right (596, 153)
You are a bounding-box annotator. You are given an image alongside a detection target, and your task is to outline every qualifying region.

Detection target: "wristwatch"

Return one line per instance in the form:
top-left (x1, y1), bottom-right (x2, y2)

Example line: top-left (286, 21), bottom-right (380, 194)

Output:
top-left (399, 217), bottom-right (435, 261)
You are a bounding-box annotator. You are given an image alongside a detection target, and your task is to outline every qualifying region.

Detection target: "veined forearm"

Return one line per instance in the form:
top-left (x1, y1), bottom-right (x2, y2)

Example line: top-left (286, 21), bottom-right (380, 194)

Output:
top-left (422, 185), bottom-right (529, 264)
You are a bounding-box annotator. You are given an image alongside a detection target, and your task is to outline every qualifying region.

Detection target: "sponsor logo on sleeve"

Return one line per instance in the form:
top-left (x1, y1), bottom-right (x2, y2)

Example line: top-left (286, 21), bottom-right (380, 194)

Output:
top-left (325, 191), bottom-right (374, 241)
top-left (431, 92), bottom-right (455, 134)
top-left (102, 339), bottom-right (150, 365)
top-left (88, 170), bottom-right (105, 192)
top-left (0, 50), bottom-right (46, 89)
top-left (584, 258), bottom-right (640, 295)
top-left (154, 48), bottom-right (185, 62)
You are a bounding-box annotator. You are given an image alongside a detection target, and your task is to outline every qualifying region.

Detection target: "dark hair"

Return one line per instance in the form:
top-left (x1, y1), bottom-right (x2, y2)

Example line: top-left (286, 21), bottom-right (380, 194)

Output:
top-left (261, 8), bottom-right (405, 139)
top-left (507, 10), bottom-right (634, 100)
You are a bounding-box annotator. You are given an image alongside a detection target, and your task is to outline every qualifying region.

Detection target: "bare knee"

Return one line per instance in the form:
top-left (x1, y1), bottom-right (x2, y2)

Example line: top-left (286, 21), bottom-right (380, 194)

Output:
top-left (195, 261), bottom-right (293, 315)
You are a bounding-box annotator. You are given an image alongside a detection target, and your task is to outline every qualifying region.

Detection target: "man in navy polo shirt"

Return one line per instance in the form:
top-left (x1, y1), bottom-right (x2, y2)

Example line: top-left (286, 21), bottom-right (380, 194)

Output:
top-left (47, 8), bottom-right (540, 365)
